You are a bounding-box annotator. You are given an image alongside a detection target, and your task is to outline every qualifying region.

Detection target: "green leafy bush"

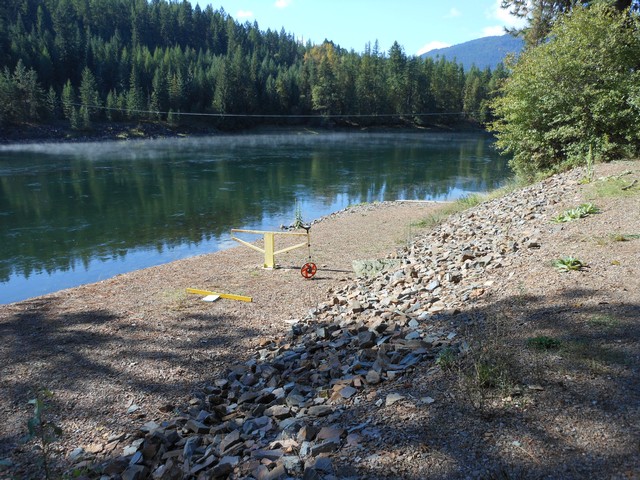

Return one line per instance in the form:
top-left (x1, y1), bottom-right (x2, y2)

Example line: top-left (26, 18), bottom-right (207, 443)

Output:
top-left (527, 336), bottom-right (562, 350)
top-left (553, 256), bottom-right (586, 272)
top-left (552, 203), bottom-right (599, 223)
top-left (491, 5), bottom-right (640, 179)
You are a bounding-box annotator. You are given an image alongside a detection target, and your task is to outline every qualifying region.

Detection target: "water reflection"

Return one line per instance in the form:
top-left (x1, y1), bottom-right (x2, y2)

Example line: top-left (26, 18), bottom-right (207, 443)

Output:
top-left (0, 132), bottom-right (510, 303)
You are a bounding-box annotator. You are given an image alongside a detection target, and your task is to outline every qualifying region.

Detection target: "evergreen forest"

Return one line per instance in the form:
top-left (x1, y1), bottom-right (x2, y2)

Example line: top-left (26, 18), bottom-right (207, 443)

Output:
top-left (0, 0), bottom-right (508, 130)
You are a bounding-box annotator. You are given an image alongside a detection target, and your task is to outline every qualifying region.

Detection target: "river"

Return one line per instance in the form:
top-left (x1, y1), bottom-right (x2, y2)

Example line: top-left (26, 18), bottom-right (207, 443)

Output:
top-left (0, 131), bottom-right (510, 304)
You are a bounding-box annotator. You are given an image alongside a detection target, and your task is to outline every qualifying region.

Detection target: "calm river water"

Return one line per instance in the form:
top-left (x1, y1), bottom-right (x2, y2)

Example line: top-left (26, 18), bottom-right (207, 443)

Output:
top-left (0, 132), bottom-right (510, 304)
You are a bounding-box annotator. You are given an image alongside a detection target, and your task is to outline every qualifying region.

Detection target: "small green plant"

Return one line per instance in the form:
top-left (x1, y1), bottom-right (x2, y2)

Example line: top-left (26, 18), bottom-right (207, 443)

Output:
top-left (24, 389), bottom-right (61, 479)
top-left (552, 203), bottom-right (599, 223)
top-left (456, 315), bottom-right (520, 412)
top-left (553, 256), bottom-right (586, 272)
top-left (292, 200), bottom-right (306, 229)
top-left (527, 336), bottom-right (562, 350)
top-left (436, 347), bottom-right (456, 370)
top-left (473, 361), bottom-right (500, 389)
top-left (579, 145), bottom-right (595, 184)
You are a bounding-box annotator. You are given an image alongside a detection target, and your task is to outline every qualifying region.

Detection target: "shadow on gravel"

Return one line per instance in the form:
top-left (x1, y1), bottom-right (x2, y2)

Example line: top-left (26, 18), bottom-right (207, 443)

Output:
top-left (346, 288), bottom-right (640, 479)
top-left (2, 288), bottom-right (637, 479)
top-left (0, 296), bottom-right (260, 472)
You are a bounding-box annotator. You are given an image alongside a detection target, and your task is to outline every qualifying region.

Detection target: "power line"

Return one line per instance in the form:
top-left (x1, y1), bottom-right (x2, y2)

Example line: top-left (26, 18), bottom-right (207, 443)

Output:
top-left (68, 102), bottom-right (468, 119)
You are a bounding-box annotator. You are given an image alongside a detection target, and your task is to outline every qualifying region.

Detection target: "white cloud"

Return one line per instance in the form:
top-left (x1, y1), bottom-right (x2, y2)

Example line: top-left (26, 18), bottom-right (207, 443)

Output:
top-left (417, 41), bottom-right (451, 56)
top-left (447, 8), bottom-right (462, 18)
top-left (482, 25), bottom-right (506, 37)
top-left (274, 0), bottom-right (292, 8)
top-left (236, 10), bottom-right (254, 19)
top-left (487, 0), bottom-right (527, 29)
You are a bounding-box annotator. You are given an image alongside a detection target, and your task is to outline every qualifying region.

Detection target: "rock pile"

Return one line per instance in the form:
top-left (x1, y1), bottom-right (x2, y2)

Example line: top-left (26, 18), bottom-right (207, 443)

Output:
top-left (89, 171), bottom-right (580, 479)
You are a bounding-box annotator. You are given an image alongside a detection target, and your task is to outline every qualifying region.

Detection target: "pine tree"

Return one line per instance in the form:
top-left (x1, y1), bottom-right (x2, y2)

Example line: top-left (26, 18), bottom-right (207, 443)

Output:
top-left (79, 67), bottom-right (100, 128)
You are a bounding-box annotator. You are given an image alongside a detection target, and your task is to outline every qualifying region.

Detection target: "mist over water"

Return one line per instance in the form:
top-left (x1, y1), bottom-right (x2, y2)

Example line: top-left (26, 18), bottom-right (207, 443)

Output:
top-left (0, 132), bottom-right (510, 304)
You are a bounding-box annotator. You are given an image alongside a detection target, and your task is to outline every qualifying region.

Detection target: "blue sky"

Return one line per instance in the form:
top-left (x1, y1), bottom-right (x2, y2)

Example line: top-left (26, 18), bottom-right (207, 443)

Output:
top-left (195, 0), bottom-right (526, 56)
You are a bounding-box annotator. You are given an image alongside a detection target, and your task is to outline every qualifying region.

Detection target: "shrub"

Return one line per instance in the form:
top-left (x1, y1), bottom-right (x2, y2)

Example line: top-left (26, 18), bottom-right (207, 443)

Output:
top-left (491, 5), bottom-right (640, 179)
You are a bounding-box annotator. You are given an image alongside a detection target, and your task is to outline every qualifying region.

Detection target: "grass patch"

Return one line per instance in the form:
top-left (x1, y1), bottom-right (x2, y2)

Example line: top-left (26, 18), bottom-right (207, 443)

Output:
top-left (610, 233), bottom-right (640, 242)
top-left (562, 340), bottom-right (629, 369)
top-left (413, 194), bottom-right (486, 228)
top-left (552, 203), bottom-right (599, 223)
top-left (412, 178), bottom-right (522, 230)
top-left (587, 313), bottom-right (620, 329)
top-left (588, 175), bottom-right (640, 199)
top-left (527, 335), bottom-right (562, 350)
top-left (553, 256), bottom-right (587, 272)
top-left (455, 315), bottom-right (522, 411)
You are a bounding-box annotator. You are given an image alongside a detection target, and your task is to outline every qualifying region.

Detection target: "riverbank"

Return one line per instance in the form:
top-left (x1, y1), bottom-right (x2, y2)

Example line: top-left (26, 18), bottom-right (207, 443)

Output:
top-left (1, 161), bottom-right (639, 479)
top-left (0, 120), bottom-right (485, 145)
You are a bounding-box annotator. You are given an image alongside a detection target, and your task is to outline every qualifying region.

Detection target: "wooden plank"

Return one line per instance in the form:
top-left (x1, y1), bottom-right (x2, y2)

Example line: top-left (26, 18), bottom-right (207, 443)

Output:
top-left (186, 288), bottom-right (252, 303)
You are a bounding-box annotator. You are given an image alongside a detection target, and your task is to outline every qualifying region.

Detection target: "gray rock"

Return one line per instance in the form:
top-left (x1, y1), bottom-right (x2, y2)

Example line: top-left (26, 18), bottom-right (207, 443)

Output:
top-left (426, 280), bottom-right (440, 292)
top-left (385, 393), bottom-right (405, 406)
top-left (185, 419), bottom-right (209, 434)
top-left (307, 405), bottom-right (333, 417)
top-left (121, 465), bottom-right (147, 480)
top-left (310, 437), bottom-right (341, 455)
top-left (365, 370), bottom-right (381, 384)
top-left (219, 430), bottom-right (241, 454)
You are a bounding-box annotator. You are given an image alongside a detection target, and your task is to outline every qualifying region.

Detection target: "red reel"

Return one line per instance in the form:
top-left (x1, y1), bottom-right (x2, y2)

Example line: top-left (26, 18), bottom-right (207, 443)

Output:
top-left (301, 262), bottom-right (317, 279)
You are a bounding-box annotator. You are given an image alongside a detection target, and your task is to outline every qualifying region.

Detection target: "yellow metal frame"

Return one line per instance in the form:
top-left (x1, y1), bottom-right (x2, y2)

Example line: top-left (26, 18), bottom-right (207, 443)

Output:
top-left (231, 229), bottom-right (310, 269)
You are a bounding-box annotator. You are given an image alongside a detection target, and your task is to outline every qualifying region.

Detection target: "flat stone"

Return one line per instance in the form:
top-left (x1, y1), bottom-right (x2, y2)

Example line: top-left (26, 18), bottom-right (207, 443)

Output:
top-left (385, 393), bottom-right (405, 407)
top-left (306, 456), bottom-right (334, 474)
top-left (140, 421), bottom-right (160, 433)
top-left (426, 280), bottom-right (440, 292)
top-left (121, 465), bottom-right (147, 480)
top-left (251, 449), bottom-right (284, 461)
top-left (185, 419), bottom-right (209, 434)
top-left (183, 436), bottom-right (200, 460)
top-left (129, 451), bottom-right (143, 465)
top-left (307, 405), bottom-right (332, 417)
top-left (316, 426), bottom-right (344, 440)
top-left (310, 437), bottom-right (341, 456)
top-left (219, 430), bottom-right (242, 453)
top-left (357, 330), bottom-right (376, 348)
top-left (338, 386), bottom-right (357, 399)
top-left (405, 331), bottom-right (421, 340)
top-left (264, 405), bottom-right (291, 419)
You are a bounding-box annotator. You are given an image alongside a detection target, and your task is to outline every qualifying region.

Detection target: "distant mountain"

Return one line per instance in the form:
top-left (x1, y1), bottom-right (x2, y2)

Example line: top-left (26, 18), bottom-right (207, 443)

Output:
top-left (420, 35), bottom-right (524, 71)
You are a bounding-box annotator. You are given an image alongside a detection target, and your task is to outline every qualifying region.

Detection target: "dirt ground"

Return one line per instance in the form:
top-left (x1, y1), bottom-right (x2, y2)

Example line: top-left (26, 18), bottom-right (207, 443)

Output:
top-left (0, 201), bottom-right (442, 478)
top-left (1, 160), bottom-right (639, 479)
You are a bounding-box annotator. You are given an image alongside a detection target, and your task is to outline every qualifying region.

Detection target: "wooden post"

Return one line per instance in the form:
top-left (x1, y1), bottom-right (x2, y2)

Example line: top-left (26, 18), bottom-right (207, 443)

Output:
top-left (264, 232), bottom-right (275, 268)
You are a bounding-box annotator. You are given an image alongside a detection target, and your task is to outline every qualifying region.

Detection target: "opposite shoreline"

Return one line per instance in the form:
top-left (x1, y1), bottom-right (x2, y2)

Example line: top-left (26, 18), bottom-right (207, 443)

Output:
top-left (0, 120), bottom-right (487, 145)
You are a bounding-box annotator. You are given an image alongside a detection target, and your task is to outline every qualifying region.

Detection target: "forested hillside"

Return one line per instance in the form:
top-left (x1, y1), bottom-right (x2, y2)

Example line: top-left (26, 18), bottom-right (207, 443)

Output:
top-left (421, 35), bottom-right (524, 71)
top-left (0, 0), bottom-right (507, 130)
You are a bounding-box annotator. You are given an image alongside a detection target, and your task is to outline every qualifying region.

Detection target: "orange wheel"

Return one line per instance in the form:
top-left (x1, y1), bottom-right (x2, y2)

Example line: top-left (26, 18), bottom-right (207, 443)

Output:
top-left (301, 262), bottom-right (317, 279)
